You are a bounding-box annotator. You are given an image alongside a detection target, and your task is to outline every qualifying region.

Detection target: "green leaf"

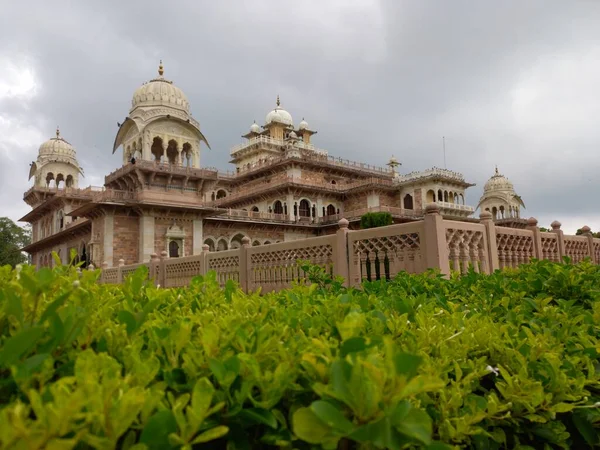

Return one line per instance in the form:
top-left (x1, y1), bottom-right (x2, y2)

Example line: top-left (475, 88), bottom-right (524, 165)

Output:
top-left (191, 425), bottom-right (229, 444)
top-left (38, 291), bottom-right (70, 324)
top-left (572, 411), bottom-right (599, 446)
top-left (191, 377), bottom-right (215, 418)
top-left (140, 410), bottom-right (178, 450)
top-left (237, 408), bottom-right (278, 429)
top-left (117, 310), bottom-right (137, 335)
top-left (310, 400), bottom-right (355, 434)
top-left (340, 336), bottom-right (369, 357)
top-left (0, 326), bottom-right (44, 366)
top-left (394, 353), bottom-right (422, 379)
top-left (292, 407), bottom-right (338, 445)
top-left (349, 417), bottom-right (407, 450)
top-left (393, 407), bottom-right (432, 445)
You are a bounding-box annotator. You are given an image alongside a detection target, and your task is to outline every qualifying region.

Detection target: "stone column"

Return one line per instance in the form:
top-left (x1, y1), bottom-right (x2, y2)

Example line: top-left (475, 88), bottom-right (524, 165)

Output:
top-left (581, 225), bottom-right (596, 263)
top-left (193, 218), bottom-right (203, 255)
top-left (103, 211), bottom-right (114, 267)
top-left (423, 204), bottom-right (450, 276)
top-left (286, 193), bottom-right (294, 221)
top-left (193, 143), bottom-right (200, 168)
top-left (139, 214), bottom-right (155, 263)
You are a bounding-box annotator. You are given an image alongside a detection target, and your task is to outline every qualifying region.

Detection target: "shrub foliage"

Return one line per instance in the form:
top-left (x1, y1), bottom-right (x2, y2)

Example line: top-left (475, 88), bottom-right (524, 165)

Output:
top-left (0, 259), bottom-right (600, 449)
top-left (360, 212), bottom-right (393, 229)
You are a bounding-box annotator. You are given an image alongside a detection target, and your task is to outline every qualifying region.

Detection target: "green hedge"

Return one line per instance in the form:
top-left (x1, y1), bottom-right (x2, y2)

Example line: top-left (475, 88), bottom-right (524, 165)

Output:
top-left (360, 212), bottom-right (393, 229)
top-left (0, 259), bottom-right (599, 449)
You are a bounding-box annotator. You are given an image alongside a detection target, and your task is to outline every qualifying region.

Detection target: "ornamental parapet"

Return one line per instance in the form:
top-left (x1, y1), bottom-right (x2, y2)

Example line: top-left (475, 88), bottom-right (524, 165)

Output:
top-left (397, 167), bottom-right (468, 184)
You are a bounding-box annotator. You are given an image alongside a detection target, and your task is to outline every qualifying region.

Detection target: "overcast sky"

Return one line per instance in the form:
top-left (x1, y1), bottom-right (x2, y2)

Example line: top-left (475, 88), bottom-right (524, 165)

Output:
top-left (1, 0), bottom-right (599, 233)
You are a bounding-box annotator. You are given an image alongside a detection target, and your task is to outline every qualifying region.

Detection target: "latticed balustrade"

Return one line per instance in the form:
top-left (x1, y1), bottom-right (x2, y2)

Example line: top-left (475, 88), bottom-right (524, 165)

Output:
top-left (563, 236), bottom-right (591, 264)
top-left (445, 224), bottom-right (488, 274)
top-left (348, 222), bottom-right (425, 284)
top-left (98, 207), bottom-right (600, 292)
top-left (247, 237), bottom-right (335, 293)
top-left (495, 227), bottom-right (535, 269)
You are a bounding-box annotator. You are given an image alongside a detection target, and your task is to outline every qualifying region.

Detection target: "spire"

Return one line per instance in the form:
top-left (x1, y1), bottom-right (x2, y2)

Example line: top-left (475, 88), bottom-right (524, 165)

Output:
top-left (276, 94), bottom-right (280, 107)
top-left (158, 60), bottom-right (164, 77)
top-left (56, 126), bottom-right (60, 139)
top-left (495, 165), bottom-right (499, 175)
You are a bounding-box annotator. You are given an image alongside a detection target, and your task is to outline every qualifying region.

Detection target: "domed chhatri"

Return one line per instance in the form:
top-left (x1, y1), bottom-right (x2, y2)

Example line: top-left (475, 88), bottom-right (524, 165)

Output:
top-left (131, 61), bottom-right (190, 113)
top-left (250, 121), bottom-right (261, 134)
top-left (265, 95), bottom-right (293, 127)
top-left (29, 127), bottom-right (82, 188)
top-left (477, 166), bottom-right (525, 221)
top-left (298, 118), bottom-right (309, 130)
top-left (483, 166), bottom-right (514, 192)
top-left (38, 126), bottom-right (77, 159)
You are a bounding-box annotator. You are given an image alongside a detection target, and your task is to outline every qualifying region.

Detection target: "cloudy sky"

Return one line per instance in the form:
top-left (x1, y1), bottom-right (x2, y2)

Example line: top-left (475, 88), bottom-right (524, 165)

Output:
top-left (1, 0), bottom-right (599, 233)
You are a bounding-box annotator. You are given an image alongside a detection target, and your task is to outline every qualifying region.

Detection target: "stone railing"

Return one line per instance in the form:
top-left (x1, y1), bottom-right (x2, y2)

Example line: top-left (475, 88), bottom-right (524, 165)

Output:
top-left (99, 207), bottom-right (600, 291)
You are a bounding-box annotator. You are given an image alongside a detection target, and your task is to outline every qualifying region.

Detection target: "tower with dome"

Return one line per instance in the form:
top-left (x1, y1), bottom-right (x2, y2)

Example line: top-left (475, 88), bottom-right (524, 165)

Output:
top-left (21, 61), bottom-right (483, 269)
top-left (477, 167), bottom-right (526, 227)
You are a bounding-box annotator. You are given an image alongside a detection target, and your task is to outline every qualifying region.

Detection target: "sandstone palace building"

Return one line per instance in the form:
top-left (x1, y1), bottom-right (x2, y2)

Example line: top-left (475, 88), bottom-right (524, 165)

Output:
top-left (21, 62), bottom-right (526, 268)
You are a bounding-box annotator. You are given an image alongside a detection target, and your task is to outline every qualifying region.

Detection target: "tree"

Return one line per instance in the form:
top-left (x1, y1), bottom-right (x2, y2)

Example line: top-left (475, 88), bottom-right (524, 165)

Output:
top-left (0, 217), bottom-right (31, 267)
top-left (576, 228), bottom-right (600, 238)
top-left (360, 212), bottom-right (393, 229)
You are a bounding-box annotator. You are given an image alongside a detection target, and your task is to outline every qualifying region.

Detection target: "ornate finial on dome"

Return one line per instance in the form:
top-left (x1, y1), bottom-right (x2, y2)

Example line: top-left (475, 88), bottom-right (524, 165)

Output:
top-left (158, 60), bottom-right (164, 76)
top-left (276, 95), bottom-right (280, 107)
top-left (495, 165), bottom-right (499, 175)
top-left (56, 126), bottom-right (60, 139)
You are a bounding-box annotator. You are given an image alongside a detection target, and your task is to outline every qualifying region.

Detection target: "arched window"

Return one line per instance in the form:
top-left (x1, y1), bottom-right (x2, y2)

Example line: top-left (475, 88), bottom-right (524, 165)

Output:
top-left (426, 190), bottom-right (436, 203)
top-left (151, 137), bottom-right (164, 162)
top-left (56, 174), bottom-right (65, 189)
top-left (326, 204), bottom-right (336, 216)
top-left (492, 206), bottom-right (498, 219)
top-left (331, 180), bottom-right (336, 185)
top-left (203, 238), bottom-right (215, 252)
top-left (251, 206), bottom-right (259, 212)
top-left (182, 143), bottom-right (192, 167)
top-left (252, 240), bottom-right (261, 246)
top-left (217, 239), bottom-right (228, 251)
top-left (167, 139), bottom-right (179, 165)
top-left (403, 194), bottom-right (414, 210)
top-left (437, 190), bottom-right (443, 202)
top-left (216, 189), bottom-right (227, 199)
top-left (273, 200), bottom-right (283, 214)
top-left (57, 210), bottom-right (64, 231)
top-left (169, 240), bottom-right (180, 257)
top-left (46, 172), bottom-right (55, 187)
top-left (230, 233), bottom-right (245, 249)
top-left (499, 205), bottom-right (505, 219)
top-left (443, 191), bottom-right (449, 203)
top-left (299, 199), bottom-right (310, 217)
top-left (65, 175), bottom-right (74, 188)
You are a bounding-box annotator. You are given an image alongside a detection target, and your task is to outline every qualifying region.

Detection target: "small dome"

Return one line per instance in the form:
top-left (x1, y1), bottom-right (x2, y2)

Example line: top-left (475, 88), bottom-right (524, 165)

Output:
top-left (250, 122), bottom-right (261, 133)
top-left (484, 167), bottom-right (514, 192)
top-left (289, 130), bottom-right (298, 139)
top-left (298, 118), bottom-right (309, 130)
top-left (265, 95), bottom-right (293, 126)
top-left (38, 127), bottom-right (77, 160)
top-left (131, 61), bottom-right (190, 113)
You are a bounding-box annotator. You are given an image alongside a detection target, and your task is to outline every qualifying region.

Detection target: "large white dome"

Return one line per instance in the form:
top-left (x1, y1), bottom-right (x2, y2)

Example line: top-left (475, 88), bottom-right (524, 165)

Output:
top-left (484, 167), bottom-right (514, 192)
top-left (131, 62), bottom-right (190, 113)
top-left (265, 96), bottom-right (293, 126)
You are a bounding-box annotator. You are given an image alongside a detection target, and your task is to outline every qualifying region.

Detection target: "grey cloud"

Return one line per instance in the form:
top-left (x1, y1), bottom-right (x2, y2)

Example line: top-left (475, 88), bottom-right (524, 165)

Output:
top-left (1, 0), bottom-right (599, 232)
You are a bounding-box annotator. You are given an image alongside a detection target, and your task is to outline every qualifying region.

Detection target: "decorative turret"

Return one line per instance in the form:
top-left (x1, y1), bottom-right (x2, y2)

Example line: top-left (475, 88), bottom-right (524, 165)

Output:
top-left (28, 127), bottom-right (83, 188)
top-left (477, 166), bottom-right (525, 221)
top-left (112, 61), bottom-right (210, 168)
top-left (263, 95), bottom-right (293, 140)
top-left (296, 117), bottom-right (317, 145)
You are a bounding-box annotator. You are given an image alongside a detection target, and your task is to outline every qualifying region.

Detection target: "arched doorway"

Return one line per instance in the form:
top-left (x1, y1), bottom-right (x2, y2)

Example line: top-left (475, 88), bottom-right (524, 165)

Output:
top-left (169, 240), bottom-right (180, 258)
top-left (299, 199), bottom-right (310, 217)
